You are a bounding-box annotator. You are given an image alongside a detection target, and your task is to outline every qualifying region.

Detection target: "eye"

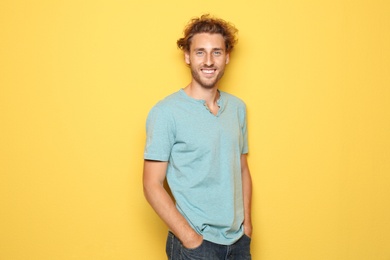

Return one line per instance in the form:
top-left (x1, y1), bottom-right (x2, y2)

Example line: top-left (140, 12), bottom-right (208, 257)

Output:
top-left (213, 51), bottom-right (222, 56)
top-left (196, 51), bottom-right (204, 56)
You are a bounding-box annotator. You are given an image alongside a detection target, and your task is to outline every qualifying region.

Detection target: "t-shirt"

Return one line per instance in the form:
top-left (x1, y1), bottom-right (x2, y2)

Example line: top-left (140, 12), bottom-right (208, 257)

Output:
top-left (144, 89), bottom-right (248, 245)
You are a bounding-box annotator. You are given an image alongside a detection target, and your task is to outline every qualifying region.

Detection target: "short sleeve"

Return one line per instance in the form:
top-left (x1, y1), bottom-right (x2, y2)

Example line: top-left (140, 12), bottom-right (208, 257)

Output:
top-left (241, 104), bottom-right (249, 154)
top-left (144, 104), bottom-right (176, 161)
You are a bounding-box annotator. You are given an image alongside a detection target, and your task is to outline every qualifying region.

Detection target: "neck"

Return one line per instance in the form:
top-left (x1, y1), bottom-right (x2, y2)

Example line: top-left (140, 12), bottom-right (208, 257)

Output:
top-left (184, 81), bottom-right (219, 104)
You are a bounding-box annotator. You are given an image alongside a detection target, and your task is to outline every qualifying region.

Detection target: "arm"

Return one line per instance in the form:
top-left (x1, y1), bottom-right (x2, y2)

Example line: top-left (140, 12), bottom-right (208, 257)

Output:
top-left (241, 154), bottom-right (253, 237)
top-left (143, 160), bottom-right (203, 248)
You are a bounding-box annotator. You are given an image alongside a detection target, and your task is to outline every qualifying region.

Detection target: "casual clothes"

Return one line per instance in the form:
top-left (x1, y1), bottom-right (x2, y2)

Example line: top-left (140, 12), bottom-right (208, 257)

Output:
top-left (144, 89), bottom-right (248, 245)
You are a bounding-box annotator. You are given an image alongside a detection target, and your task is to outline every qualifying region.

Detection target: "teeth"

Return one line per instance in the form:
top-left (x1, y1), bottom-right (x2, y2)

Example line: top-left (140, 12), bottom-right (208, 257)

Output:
top-left (202, 69), bottom-right (215, 74)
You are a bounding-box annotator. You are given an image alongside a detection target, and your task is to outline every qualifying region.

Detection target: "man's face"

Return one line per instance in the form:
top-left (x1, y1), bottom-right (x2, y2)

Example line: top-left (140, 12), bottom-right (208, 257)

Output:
top-left (185, 33), bottom-right (230, 89)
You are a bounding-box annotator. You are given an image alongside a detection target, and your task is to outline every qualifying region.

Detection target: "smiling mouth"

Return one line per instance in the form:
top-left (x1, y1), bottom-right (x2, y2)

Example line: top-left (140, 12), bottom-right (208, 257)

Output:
top-left (201, 68), bottom-right (217, 75)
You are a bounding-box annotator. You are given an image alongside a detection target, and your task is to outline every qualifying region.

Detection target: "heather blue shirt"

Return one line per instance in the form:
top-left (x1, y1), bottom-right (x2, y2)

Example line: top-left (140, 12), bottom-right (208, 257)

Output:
top-left (144, 89), bottom-right (248, 245)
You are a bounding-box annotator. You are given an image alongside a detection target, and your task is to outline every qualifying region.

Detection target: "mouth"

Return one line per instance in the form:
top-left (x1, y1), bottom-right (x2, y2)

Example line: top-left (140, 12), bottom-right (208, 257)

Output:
top-left (201, 68), bottom-right (217, 76)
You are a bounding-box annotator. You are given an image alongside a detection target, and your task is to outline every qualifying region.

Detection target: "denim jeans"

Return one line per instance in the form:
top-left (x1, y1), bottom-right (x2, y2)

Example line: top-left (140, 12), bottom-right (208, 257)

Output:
top-left (166, 231), bottom-right (252, 260)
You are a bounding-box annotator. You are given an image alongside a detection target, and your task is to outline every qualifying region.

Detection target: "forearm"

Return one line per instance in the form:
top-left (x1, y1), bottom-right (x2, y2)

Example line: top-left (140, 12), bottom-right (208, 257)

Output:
top-left (143, 181), bottom-right (199, 240)
top-left (241, 155), bottom-right (253, 236)
top-left (242, 170), bottom-right (252, 233)
top-left (143, 160), bottom-right (202, 247)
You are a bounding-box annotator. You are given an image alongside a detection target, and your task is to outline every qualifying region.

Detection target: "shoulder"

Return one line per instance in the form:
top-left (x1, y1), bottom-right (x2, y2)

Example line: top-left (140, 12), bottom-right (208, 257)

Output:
top-left (220, 91), bottom-right (247, 108)
top-left (148, 91), bottom-right (182, 113)
top-left (146, 90), bottom-right (185, 125)
top-left (153, 90), bottom-right (183, 108)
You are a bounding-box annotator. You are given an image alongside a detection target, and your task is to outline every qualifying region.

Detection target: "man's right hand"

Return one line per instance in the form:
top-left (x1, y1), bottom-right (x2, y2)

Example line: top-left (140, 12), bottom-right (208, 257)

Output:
top-left (181, 231), bottom-right (203, 249)
top-left (143, 160), bottom-right (204, 250)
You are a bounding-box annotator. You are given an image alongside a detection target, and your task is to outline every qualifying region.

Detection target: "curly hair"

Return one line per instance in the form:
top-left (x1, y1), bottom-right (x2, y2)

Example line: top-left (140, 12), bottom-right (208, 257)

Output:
top-left (177, 14), bottom-right (238, 53)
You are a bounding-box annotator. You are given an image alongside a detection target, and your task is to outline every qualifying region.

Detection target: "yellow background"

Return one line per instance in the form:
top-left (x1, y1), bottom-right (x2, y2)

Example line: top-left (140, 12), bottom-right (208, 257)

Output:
top-left (1, 0), bottom-right (389, 259)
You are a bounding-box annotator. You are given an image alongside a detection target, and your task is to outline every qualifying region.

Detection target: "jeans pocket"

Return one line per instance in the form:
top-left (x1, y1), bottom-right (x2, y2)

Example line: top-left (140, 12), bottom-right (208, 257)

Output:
top-left (181, 240), bottom-right (206, 259)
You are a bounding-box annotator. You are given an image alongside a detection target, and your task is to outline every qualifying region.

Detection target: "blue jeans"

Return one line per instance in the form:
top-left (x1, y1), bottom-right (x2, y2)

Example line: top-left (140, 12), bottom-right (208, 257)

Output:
top-left (166, 231), bottom-right (252, 260)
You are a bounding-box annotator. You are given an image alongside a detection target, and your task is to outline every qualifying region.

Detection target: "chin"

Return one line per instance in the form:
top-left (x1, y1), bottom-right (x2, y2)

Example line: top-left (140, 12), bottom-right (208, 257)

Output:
top-left (199, 79), bottom-right (219, 89)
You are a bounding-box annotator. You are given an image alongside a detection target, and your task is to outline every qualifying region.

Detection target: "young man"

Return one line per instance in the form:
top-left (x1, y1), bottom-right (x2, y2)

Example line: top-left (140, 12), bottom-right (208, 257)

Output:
top-left (143, 14), bottom-right (253, 259)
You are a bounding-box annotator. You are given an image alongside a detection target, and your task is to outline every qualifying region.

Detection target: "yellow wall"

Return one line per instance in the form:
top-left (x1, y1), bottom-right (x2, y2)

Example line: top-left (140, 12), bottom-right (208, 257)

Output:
top-left (1, 0), bottom-right (389, 259)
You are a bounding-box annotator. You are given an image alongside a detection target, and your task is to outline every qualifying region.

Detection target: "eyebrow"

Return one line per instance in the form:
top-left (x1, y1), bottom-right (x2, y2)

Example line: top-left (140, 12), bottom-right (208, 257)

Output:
top-left (193, 48), bottom-right (224, 52)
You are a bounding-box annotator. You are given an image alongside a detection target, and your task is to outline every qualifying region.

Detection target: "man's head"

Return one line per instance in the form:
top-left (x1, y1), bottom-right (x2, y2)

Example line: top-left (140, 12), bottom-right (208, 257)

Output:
top-left (177, 14), bottom-right (238, 53)
top-left (178, 15), bottom-right (238, 89)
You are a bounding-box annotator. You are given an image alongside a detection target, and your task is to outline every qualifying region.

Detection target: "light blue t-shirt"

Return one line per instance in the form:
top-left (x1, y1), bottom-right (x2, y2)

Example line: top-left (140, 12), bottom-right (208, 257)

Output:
top-left (144, 89), bottom-right (248, 245)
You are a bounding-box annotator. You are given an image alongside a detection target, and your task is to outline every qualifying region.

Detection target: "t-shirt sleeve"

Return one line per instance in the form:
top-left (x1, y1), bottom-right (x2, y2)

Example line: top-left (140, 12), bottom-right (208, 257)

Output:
top-left (241, 104), bottom-right (249, 154)
top-left (144, 104), bottom-right (175, 161)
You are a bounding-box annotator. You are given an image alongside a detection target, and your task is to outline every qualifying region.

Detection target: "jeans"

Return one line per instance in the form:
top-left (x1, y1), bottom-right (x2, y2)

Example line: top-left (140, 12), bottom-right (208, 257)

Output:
top-left (166, 231), bottom-right (252, 260)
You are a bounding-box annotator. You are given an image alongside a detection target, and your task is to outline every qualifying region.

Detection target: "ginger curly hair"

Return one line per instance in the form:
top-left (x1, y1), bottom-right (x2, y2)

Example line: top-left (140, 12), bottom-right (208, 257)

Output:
top-left (177, 14), bottom-right (238, 53)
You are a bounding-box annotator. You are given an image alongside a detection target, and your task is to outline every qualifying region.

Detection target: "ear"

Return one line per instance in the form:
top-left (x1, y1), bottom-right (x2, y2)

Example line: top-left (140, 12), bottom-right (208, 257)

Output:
top-left (225, 53), bottom-right (230, 64)
top-left (185, 52), bottom-right (190, 65)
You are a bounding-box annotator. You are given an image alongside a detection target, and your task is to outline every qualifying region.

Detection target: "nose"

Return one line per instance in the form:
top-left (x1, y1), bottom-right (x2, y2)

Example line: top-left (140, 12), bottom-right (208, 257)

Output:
top-left (204, 53), bottom-right (214, 66)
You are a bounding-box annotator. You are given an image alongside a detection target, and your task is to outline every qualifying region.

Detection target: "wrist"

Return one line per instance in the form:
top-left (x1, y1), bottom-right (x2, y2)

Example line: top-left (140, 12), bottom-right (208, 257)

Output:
top-left (181, 230), bottom-right (203, 249)
top-left (243, 222), bottom-right (253, 237)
